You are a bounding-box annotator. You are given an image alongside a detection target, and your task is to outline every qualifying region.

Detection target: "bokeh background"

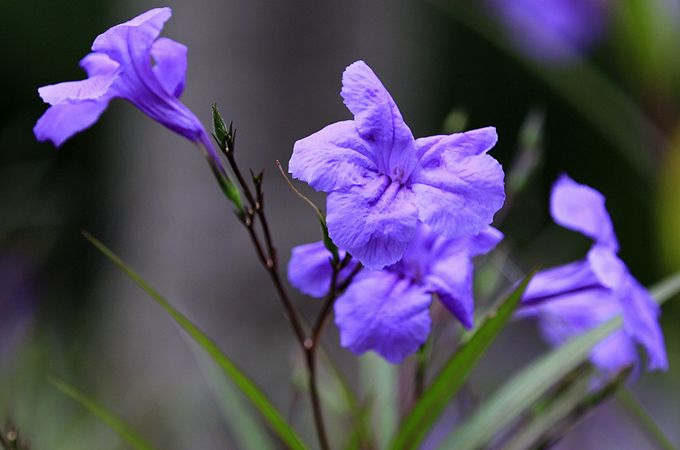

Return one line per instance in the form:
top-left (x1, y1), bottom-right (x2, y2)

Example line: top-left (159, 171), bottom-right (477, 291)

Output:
top-left (1, 0), bottom-right (678, 448)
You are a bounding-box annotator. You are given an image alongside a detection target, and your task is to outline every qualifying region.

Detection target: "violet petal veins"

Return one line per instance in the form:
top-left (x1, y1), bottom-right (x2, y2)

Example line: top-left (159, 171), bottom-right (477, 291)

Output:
top-left (521, 174), bottom-right (668, 374)
top-left (34, 8), bottom-right (224, 172)
top-left (289, 61), bottom-right (505, 269)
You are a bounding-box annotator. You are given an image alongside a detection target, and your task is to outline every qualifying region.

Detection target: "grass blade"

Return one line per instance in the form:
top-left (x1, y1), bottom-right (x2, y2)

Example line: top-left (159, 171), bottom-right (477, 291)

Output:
top-left (190, 342), bottom-right (277, 450)
top-left (389, 267), bottom-right (538, 450)
top-left (436, 270), bottom-right (680, 450)
top-left (83, 232), bottom-right (311, 450)
top-left (618, 388), bottom-right (679, 450)
top-left (48, 375), bottom-right (157, 450)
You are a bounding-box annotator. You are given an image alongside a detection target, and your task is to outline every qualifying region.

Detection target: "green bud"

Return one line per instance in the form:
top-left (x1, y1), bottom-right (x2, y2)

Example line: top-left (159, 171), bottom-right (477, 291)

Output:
top-left (212, 104), bottom-right (229, 148)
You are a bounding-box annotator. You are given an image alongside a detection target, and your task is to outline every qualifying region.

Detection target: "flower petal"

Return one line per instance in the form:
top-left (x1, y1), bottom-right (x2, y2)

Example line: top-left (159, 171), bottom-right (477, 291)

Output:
top-left (423, 227), bottom-right (503, 329)
top-left (618, 275), bottom-right (668, 371)
top-left (521, 259), bottom-right (600, 306)
top-left (326, 176), bottom-right (418, 270)
top-left (341, 61), bottom-right (416, 177)
top-left (38, 72), bottom-right (118, 105)
top-left (79, 52), bottom-right (120, 78)
top-left (289, 121), bottom-right (378, 192)
top-left (550, 173), bottom-right (618, 250)
top-left (150, 37), bottom-right (188, 98)
top-left (287, 241), bottom-right (358, 298)
top-left (409, 130), bottom-right (505, 238)
top-left (427, 258), bottom-right (475, 329)
top-left (334, 271), bottom-right (432, 363)
top-left (587, 244), bottom-right (627, 289)
top-left (34, 98), bottom-right (111, 147)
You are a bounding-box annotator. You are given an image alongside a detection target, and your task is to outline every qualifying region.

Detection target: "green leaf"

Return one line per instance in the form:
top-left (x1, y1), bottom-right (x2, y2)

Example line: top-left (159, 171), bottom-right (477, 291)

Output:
top-left (389, 267), bottom-right (538, 450)
top-left (48, 375), bottom-right (158, 450)
top-left (190, 343), bottom-right (277, 450)
top-left (361, 352), bottom-right (399, 449)
top-left (618, 388), bottom-right (679, 450)
top-left (83, 232), bottom-right (312, 450)
top-left (436, 270), bottom-right (680, 450)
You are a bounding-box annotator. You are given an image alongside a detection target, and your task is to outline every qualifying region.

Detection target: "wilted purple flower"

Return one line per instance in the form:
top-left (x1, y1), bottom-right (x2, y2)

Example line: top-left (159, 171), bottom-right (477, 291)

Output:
top-left (34, 8), bottom-right (223, 171)
top-left (485, 0), bottom-right (610, 64)
top-left (289, 61), bottom-right (505, 270)
top-left (288, 223), bottom-right (503, 363)
top-left (521, 174), bottom-right (667, 373)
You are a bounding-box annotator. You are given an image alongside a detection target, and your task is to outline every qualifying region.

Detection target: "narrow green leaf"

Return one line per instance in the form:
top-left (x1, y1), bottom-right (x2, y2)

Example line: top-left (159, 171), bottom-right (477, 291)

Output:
top-left (389, 268), bottom-right (538, 450)
top-left (618, 388), bottom-right (679, 450)
top-left (48, 375), bottom-right (157, 450)
top-left (83, 232), bottom-right (311, 450)
top-left (436, 270), bottom-right (680, 450)
top-left (499, 374), bottom-right (592, 450)
top-left (190, 343), bottom-right (277, 450)
top-left (361, 352), bottom-right (399, 449)
top-left (319, 345), bottom-right (375, 450)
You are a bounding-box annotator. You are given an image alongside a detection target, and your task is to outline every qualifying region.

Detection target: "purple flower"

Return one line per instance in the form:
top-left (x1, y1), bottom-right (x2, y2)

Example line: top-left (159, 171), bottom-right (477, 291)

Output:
top-left (521, 174), bottom-right (667, 373)
top-left (485, 0), bottom-right (610, 64)
top-left (34, 8), bottom-right (223, 170)
top-left (288, 223), bottom-right (503, 363)
top-left (289, 61), bottom-right (505, 270)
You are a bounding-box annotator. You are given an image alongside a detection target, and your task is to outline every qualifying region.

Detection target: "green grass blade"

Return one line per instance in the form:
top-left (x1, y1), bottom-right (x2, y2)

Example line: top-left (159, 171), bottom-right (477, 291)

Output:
top-left (190, 342), bottom-right (277, 450)
top-left (48, 375), bottom-right (158, 450)
top-left (83, 232), bottom-right (311, 450)
top-left (436, 270), bottom-right (680, 450)
top-left (618, 388), bottom-right (679, 450)
top-left (361, 352), bottom-right (399, 449)
top-left (389, 267), bottom-right (538, 450)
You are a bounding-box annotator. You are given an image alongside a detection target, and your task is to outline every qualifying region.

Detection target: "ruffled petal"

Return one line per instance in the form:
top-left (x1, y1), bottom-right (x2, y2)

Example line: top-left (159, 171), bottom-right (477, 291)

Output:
top-left (150, 37), bottom-right (188, 98)
top-left (38, 71), bottom-right (118, 105)
top-left (334, 271), bottom-right (432, 363)
top-left (618, 275), bottom-right (668, 371)
top-left (409, 132), bottom-right (505, 238)
top-left (413, 127), bottom-right (499, 161)
top-left (341, 61), bottom-right (416, 177)
top-left (287, 241), bottom-right (358, 298)
top-left (326, 176), bottom-right (418, 270)
top-left (34, 98), bottom-right (112, 147)
top-left (550, 173), bottom-right (618, 250)
top-left (289, 121), bottom-right (378, 192)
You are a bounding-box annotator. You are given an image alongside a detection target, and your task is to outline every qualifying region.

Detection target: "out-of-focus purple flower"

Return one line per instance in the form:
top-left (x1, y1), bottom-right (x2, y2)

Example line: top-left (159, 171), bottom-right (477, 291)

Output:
top-left (0, 252), bottom-right (37, 366)
top-left (289, 61), bottom-right (505, 270)
top-left (34, 8), bottom-right (223, 171)
top-left (521, 174), bottom-right (667, 374)
top-left (485, 0), bottom-right (610, 64)
top-left (288, 223), bottom-right (503, 363)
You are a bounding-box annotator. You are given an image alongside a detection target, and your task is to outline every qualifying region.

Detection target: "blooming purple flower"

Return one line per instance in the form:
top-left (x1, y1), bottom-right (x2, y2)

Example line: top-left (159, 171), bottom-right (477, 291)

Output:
top-left (520, 174), bottom-right (667, 373)
top-left (33, 8), bottom-right (223, 170)
top-left (289, 61), bottom-right (505, 270)
top-left (288, 223), bottom-right (503, 363)
top-left (485, 0), bottom-right (610, 64)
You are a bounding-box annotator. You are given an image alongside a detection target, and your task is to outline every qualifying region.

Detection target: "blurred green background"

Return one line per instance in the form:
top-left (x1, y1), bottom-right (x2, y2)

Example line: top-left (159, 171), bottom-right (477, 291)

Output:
top-left (0, 0), bottom-right (678, 448)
